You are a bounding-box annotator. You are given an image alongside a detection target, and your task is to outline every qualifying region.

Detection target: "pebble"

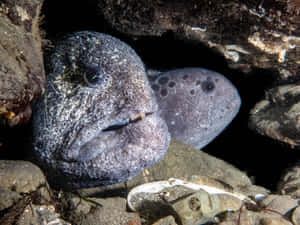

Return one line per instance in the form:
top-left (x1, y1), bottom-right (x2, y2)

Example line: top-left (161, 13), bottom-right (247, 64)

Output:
top-left (258, 194), bottom-right (299, 215)
top-left (64, 194), bottom-right (141, 225)
top-left (16, 204), bottom-right (70, 225)
top-left (0, 160), bottom-right (48, 193)
top-left (151, 216), bottom-right (178, 225)
top-left (291, 205), bottom-right (300, 224)
top-left (249, 84), bottom-right (300, 149)
top-left (0, 187), bottom-right (21, 211)
top-left (127, 178), bottom-right (250, 225)
top-left (278, 163), bottom-right (300, 198)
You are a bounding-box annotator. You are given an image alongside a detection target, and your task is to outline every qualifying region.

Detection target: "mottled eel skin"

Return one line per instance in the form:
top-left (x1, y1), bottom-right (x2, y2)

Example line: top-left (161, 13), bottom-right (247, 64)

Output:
top-left (32, 31), bottom-right (170, 189)
top-left (150, 68), bottom-right (241, 149)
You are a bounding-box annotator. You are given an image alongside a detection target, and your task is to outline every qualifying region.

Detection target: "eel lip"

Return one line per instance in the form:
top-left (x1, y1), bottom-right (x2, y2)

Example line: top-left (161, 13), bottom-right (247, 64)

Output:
top-left (61, 111), bottom-right (158, 162)
top-left (102, 112), bottom-right (153, 132)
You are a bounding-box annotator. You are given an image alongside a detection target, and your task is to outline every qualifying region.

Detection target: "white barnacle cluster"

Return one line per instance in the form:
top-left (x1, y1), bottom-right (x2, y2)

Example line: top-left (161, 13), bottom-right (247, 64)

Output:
top-left (248, 30), bottom-right (300, 63)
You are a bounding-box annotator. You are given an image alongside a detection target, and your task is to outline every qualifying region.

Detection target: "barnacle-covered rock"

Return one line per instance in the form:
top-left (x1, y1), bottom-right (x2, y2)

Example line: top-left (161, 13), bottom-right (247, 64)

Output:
top-left (98, 0), bottom-right (299, 78)
top-left (249, 83), bottom-right (300, 148)
top-left (0, 0), bottom-right (45, 126)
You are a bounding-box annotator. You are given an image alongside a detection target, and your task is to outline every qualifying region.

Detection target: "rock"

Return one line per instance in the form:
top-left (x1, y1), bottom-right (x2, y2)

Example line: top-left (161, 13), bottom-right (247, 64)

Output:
top-left (172, 190), bottom-right (243, 225)
top-left (64, 194), bottom-right (141, 225)
top-left (259, 217), bottom-right (292, 225)
top-left (0, 187), bottom-right (21, 211)
top-left (0, 0), bottom-right (45, 126)
top-left (236, 184), bottom-right (270, 200)
top-left (249, 84), bottom-right (300, 149)
top-left (16, 204), bottom-right (70, 225)
top-left (126, 178), bottom-right (252, 225)
top-left (67, 195), bottom-right (127, 215)
top-left (80, 207), bottom-right (141, 225)
top-left (0, 160), bottom-right (54, 224)
top-left (71, 200), bottom-right (140, 225)
top-left (77, 140), bottom-right (252, 197)
top-left (291, 205), bottom-right (300, 225)
top-left (0, 160), bottom-right (49, 195)
top-left (258, 194), bottom-right (298, 215)
top-left (278, 163), bottom-right (300, 198)
top-left (127, 178), bottom-right (248, 211)
top-left (217, 194), bottom-right (297, 225)
top-left (98, 0), bottom-right (300, 78)
top-left (151, 216), bottom-right (178, 225)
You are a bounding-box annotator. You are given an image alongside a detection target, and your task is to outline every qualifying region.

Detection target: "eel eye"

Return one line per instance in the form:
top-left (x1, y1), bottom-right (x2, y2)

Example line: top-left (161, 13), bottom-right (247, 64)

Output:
top-left (83, 66), bottom-right (105, 87)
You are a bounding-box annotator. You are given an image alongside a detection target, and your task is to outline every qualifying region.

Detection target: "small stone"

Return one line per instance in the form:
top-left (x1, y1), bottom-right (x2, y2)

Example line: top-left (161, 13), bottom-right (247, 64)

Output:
top-left (0, 187), bottom-right (21, 210)
top-left (0, 160), bottom-right (48, 194)
top-left (291, 205), bottom-right (300, 225)
top-left (172, 189), bottom-right (244, 225)
top-left (79, 207), bottom-right (141, 225)
top-left (259, 217), bottom-right (292, 225)
top-left (16, 204), bottom-right (70, 225)
top-left (278, 164), bottom-right (300, 198)
top-left (65, 195), bottom-right (140, 225)
top-left (151, 216), bottom-right (178, 225)
top-left (249, 84), bottom-right (300, 149)
top-left (259, 194), bottom-right (298, 214)
top-left (67, 195), bottom-right (127, 215)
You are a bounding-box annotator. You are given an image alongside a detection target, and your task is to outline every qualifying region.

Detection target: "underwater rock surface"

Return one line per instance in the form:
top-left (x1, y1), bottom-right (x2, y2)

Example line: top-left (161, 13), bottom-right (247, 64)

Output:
top-left (150, 68), bottom-right (241, 149)
top-left (0, 0), bottom-right (45, 126)
top-left (249, 83), bottom-right (300, 149)
top-left (98, 0), bottom-right (300, 78)
top-left (32, 31), bottom-right (170, 189)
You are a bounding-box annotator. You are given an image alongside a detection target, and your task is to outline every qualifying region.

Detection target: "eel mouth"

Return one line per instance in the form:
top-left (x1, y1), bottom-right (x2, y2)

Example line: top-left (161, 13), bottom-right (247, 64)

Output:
top-left (61, 111), bottom-right (163, 162)
top-left (102, 112), bottom-right (154, 132)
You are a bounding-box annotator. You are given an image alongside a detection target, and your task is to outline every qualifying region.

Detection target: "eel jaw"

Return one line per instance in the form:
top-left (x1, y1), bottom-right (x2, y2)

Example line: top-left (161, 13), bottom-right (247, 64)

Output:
top-left (102, 112), bottom-right (151, 132)
top-left (61, 111), bottom-right (158, 162)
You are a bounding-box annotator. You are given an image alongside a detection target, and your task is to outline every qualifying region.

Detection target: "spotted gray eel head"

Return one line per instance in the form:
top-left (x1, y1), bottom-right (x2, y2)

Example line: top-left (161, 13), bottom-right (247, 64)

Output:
top-left (32, 31), bottom-right (170, 189)
top-left (150, 68), bottom-right (241, 149)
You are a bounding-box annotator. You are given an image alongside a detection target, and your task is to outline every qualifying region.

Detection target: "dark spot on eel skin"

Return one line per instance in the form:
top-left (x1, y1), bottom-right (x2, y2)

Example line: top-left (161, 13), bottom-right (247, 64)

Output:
top-left (196, 80), bottom-right (201, 86)
top-left (168, 81), bottom-right (176, 88)
top-left (160, 88), bottom-right (168, 97)
top-left (183, 74), bottom-right (189, 80)
top-left (158, 76), bottom-right (169, 85)
top-left (31, 31), bottom-right (170, 189)
top-left (201, 80), bottom-right (215, 93)
top-left (190, 89), bottom-right (195, 95)
top-left (151, 84), bottom-right (160, 92)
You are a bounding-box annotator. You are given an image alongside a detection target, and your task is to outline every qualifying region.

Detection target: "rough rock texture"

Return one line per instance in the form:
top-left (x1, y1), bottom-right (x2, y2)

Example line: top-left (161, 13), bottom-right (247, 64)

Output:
top-left (0, 0), bottom-right (45, 126)
top-left (218, 196), bottom-right (298, 225)
top-left (278, 163), bottom-right (300, 198)
top-left (77, 140), bottom-right (253, 197)
top-left (98, 0), bottom-right (300, 78)
top-left (249, 84), bottom-right (300, 149)
top-left (0, 187), bottom-right (21, 211)
top-left (0, 160), bottom-right (49, 194)
top-left (0, 160), bottom-right (53, 225)
top-left (151, 216), bottom-right (178, 225)
top-left (16, 204), bottom-right (70, 225)
top-left (65, 195), bottom-right (141, 225)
